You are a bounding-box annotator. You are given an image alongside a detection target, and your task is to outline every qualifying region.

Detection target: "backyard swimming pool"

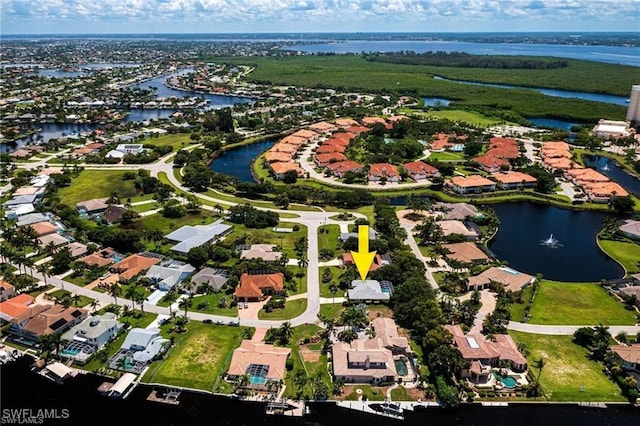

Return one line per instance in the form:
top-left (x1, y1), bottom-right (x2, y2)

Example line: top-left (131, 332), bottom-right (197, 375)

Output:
top-left (394, 360), bottom-right (408, 376)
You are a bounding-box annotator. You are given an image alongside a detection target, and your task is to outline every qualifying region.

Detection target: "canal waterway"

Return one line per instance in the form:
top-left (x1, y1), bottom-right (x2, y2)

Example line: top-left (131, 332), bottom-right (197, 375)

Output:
top-left (209, 139), bottom-right (275, 182)
top-left (583, 155), bottom-right (640, 196)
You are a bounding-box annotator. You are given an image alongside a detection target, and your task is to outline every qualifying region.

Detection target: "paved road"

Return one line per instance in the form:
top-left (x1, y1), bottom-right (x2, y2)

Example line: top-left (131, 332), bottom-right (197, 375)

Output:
top-left (507, 321), bottom-right (640, 335)
top-left (399, 222), bottom-right (439, 291)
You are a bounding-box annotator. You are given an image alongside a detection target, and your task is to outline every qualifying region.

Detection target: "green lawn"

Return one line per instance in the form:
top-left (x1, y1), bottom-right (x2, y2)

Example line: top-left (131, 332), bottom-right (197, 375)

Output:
top-left (131, 211), bottom-right (221, 232)
top-left (318, 224), bottom-right (343, 259)
top-left (187, 293), bottom-right (238, 317)
top-left (343, 384), bottom-right (387, 401)
top-left (287, 265), bottom-right (308, 295)
top-left (319, 303), bottom-right (344, 321)
top-left (527, 281), bottom-right (636, 325)
top-left (58, 170), bottom-right (140, 205)
top-left (142, 321), bottom-right (247, 391)
top-left (409, 109), bottom-right (506, 127)
top-left (509, 331), bottom-right (625, 402)
top-left (142, 133), bottom-right (194, 151)
top-left (598, 239), bottom-right (640, 274)
top-left (222, 222), bottom-right (308, 259)
top-left (258, 299), bottom-right (307, 320)
top-left (130, 202), bottom-right (160, 214)
top-left (319, 266), bottom-right (344, 298)
top-left (283, 324), bottom-right (330, 399)
top-left (426, 151), bottom-right (465, 161)
top-left (47, 289), bottom-right (94, 307)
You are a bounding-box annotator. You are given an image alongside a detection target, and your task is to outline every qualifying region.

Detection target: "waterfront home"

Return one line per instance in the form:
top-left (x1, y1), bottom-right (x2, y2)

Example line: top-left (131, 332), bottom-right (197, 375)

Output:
top-left (279, 135), bottom-right (307, 147)
top-left (582, 181), bottom-right (629, 202)
top-left (473, 154), bottom-right (510, 173)
top-left (540, 141), bottom-right (571, 159)
top-left (610, 344), bottom-right (640, 374)
top-left (77, 247), bottom-right (119, 268)
top-left (315, 152), bottom-right (348, 168)
top-left (9, 305), bottom-right (88, 346)
top-left (187, 267), bottom-right (229, 293)
top-left (467, 266), bottom-right (534, 292)
top-left (347, 280), bottom-right (393, 304)
top-left (239, 244), bottom-right (282, 262)
top-left (144, 260), bottom-right (195, 291)
top-left (443, 242), bottom-right (490, 264)
top-left (591, 119), bottom-right (634, 140)
top-left (234, 272), bottom-right (285, 303)
top-left (226, 340), bottom-right (291, 390)
top-left (165, 220), bottom-right (232, 254)
top-left (107, 373), bottom-right (137, 398)
top-left (76, 198), bottom-right (109, 215)
top-left (110, 254), bottom-right (162, 282)
top-left (109, 327), bottom-right (169, 373)
top-left (270, 143), bottom-right (298, 154)
top-left (270, 161), bottom-right (305, 180)
top-left (490, 171), bottom-right (537, 190)
top-left (0, 294), bottom-right (35, 322)
top-left (371, 317), bottom-right (411, 355)
top-left (265, 151), bottom-right (293, 163)
top-left (0, 281), bottom-right (16, 302)
top-left (620, 219), bottom-right (640, 240)
top-left (437, 220), bottom-right (480, 241)
top-left (326, 160), bottom-right (364, 178)
top-left (542, 156), bottom-right (578, 171)
top-left (60, 313), bottom-right (122, 365)
top-left (368, 163), bottom-right (401, 182)
top-left (565, 168), bottom-right (609, 184)
top-left (290, 129), bottom-right (319, 141)
top-left (446, 325), bottom-right (528, 385)
top-left (403, 160), bottom-right (440, 180)
top-left (447, 175), bottom-right (496, 194)
top-left (433, 202), bottom-right (480, 221)
top-left (331, 338), bottom-right (398, 384)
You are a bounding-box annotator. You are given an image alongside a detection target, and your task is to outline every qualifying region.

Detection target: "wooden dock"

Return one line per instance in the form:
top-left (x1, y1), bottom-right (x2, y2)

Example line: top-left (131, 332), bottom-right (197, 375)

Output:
top-left (265, 400), bottom-right (306, 417)
top-left (147, 388), bottom-right (181, 405)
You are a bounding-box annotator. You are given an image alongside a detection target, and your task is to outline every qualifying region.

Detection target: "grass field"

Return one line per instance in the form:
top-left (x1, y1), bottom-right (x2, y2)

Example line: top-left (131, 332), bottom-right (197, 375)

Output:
top-left (187, 293), bottom-right (238, 317)
top-left (319, 303), bottom-right (344, 321)
top-left (258, 298), bottom-right (306, 320)
top-left (509, 331), bottom-right (625, 402)
top-left (318, 224), bottom-right (343, 258)
top-left (142, 321), bottom-right (247, 391)
top-left (47, 289), bottom-right (93, 307)
top-left (406, 109), bottom-right (507, 127)
top-left (319, 266), bottom-right (344, 298)
top-left (425, 151), bottom-right (465, 161)
top-left (142, 133), bottom-right (194, 151)
top-left (58, 170), bottom-right (139, 205)
top-left (598, 239), bottom-right (640, 274)
top-left (527, 281), bottom-right (636, 325)
top-left (283, 325), bottom-right (330, 399)
top-left (222, 222), bottom-right (308, 259)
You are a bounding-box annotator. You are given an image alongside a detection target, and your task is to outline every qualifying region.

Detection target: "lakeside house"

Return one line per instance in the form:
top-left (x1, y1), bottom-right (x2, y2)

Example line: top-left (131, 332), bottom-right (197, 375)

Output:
top-left (226, 340), bottom-right (291, 390)
top-left (447, 175), bottom-right (496, 194)
top-left (265, 151), bottom-right (293, 163)
top-left (270, 161), bottom-right (305, 180)
top-left (315, 152), bottom-right (348, 167)
top-left (234, 272), bottom-right (285, 303)
top-left (443, 242), bottom-right (490, 264)
top-left (164, 220), bottom-right (232, 254)
top-left (490, 171), bottom-right (537, 190)
top-left (437, 220), bottom-right (480, 241)
top-left (347, 280), bottom-right (393, 304)
top-left (620, 219), bottom-right (640, 240)
top-left (0, 294), bottom-right (35, 323)
top-left (610, 344), bottom-right (640, 374)
top-left (433, 202), bottom-right (480, 221)
top-left (60, 313), bottom-right (122, 365)
top-left (467, 266), bottom-right (534, 292)
top-left (591, 119), bottom-right (634, 140)
top-left (325, 160), bottom-right (364, 178)
top-left (109, 327), bottom-right (169, 373)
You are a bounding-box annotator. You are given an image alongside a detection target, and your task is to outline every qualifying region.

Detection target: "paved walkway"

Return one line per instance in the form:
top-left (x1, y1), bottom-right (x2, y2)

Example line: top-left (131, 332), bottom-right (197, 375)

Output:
top-left (507, 321), bottom-right (640, 335)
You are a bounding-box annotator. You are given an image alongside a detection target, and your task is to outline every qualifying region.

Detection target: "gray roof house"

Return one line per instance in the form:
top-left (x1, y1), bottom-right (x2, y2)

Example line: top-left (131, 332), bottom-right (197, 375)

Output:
top-left (339, 228), bottom-right (378, 243)
top-left (60, 313), bottom-right (122, 364)
top-left (145, 260), bottom-right (196, 291)
top-left (16, 212), bottom-right (51, 226)
top-left (620, 219), bottom-right (640, 240)
top-left (165, 219), bottom-right (232, 254)
top-left (347, 280), bottom-right (393, 303)
top-left (120, 327), bottom-right (169, 363)
top-left (189, 267), bottom-right (229, 292)
top-left (4, 194), bottom-right (40, 207)
top-left (433, 202), bottom-right (480, 221)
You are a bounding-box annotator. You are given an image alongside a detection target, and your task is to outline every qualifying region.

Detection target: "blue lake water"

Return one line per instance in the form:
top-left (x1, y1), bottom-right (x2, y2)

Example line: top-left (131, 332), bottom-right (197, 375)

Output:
top-left (489, 203), bottom-right (625, 281)
top-left (36, 69), bottom-right (86, 78)
top-left (125, 109), bottom-right (177, 122)
top-left (433, 76), bottom-right (628, 105)
top-left (288, 40), bottom-right (640, 67)
top-left (527, 117), bottom-right (580, 132)
top-left (583, 155), bottom-right (640, 196)
top-left (423, 97), bottom-right (451, 107)
top-left (209, 140), bottom-right (275, 182)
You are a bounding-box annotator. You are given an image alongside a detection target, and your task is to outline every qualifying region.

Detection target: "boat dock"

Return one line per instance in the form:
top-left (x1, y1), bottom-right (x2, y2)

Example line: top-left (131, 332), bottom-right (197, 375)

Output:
top-left (336, 400), bottom-right (439, 419)
top-left (147, 387), bottom-right (181, 405)
top-left (265, 400), bottom-right (307, 417)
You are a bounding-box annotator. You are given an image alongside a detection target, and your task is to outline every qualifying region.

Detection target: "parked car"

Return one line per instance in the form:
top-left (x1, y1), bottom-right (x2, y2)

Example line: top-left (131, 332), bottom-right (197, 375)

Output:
top-left (215, 320), bottom-right (224, 325)
top-left (203, 319), bottom-right (213, 324)
top-left (243, 302), bottom-right (248, 309)
top-left (228, 320), bottom-right (240, 327)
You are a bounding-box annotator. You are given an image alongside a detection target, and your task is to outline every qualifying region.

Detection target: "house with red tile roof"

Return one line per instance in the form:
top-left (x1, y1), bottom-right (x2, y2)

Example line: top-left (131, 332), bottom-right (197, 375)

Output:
top-left (0, 281), bottom-right (16, 302)
top-left (29, 221), bottom-right (58, 237)
top-left (331, 131), bottom-right (356, 142)
top-left (235, 272), bottom-right (284, 302)
top-left (326, 161), bottom-right (364, 178)
top-left (565, 168), bottom-right (609, 184)
top-left (291, 129), bottom-right (319, 140)
top-left (448, 175), bottom-right (496, 194)
top-left (315, 152), bottom-right (348, 167)
top-left (491, 171), bottom-right (537, 190)
top-left (610, 343), bottom-right (640, 373)
top-left (0, 294), bottom-right (35, 322)
top-left (270, 162), bottom-right (305, 180)
top-left (316, 144), bottom-right (347, 154)
top-left (270, 143), bottom-right (297, 154)
top-left (403, 161), bottom-right (440, 180)
top-left (342, 253), bottom-right (385, 271)
top-left (543, 156), bottom-right (578, 171)
top-left (308, 121), bottom-right (338, 133)
top-left (334, 118), bottom-right (359, 128)
top-left (324, 136), bottom-right (352, 146)
top-left (368, 163), bottom-right (401, 182)
top-left (473, 154), bottom-right (510, 173)
top-left (9, 304), bottom-right (88, 344)
top-left (443, 242), bottom-right (490, 264)
top-left (346, 125), bottom-right (370, 135)
top-left (582, 181), bottom-right (629, 202)
top-left (227, 340), bottom-right (291, 390)
top-left (110, 254), bottom-right (162, 282)
top-left (279, 135), bottom-right (307, 147)
top-left (361, 116), bottom-right (386, 126)
top-left (265, 151), bottom-right (294, 163)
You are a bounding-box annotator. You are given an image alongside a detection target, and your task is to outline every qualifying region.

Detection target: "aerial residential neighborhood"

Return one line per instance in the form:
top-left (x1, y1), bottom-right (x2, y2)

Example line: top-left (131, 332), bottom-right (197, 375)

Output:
top-left (1, 7), bottom-right (640, 426)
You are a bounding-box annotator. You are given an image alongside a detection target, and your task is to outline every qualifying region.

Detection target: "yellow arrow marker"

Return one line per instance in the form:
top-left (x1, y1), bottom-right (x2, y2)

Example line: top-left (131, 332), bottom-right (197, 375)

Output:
top-left (350, 225), bottom-right (377, 281)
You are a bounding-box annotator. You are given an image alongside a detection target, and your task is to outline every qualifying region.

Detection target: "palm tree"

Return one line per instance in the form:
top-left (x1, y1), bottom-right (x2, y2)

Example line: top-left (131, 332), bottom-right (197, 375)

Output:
top-left (125, 286), bottom-right (138, 310)
top-left (594, 323), bottom-right (611, 346)
top-left (279, 321), bottom-right (293, 344)
top-left (365, 327), bottom-right (376, 339)
top-left (534, 357), bottom-right (547, 387)
top-left (146, 228), bottom-right (164, 250)
top-left (134, 291), bottom-right (146, 314)
top-left (108, 283), bottom-right (122, 307)
top-left (235, 374), bottom-right (250, 393)
top-left (89, 299), bottom-right (100, 313)
top-left (36, 263), bottom-right (51, 286)
top-left (179, 297), bottom-right (192, 318)
top-left (297, 257), bottom-right (309, 269)
top-left (69, 294), bottom-right (82, 307)
top-left (329, 284), bottom-right (338, 305)
top-left (198, 281), bottom-right (213, 295)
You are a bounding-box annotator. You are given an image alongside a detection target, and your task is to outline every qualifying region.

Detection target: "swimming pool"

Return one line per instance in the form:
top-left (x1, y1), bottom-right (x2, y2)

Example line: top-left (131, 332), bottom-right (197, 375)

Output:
top-left (394, 360), bottom-right (408, 376)
top-left (494, 372), bottom-right (517, 388)
top-left (60, 348), bottom-right (80, 356)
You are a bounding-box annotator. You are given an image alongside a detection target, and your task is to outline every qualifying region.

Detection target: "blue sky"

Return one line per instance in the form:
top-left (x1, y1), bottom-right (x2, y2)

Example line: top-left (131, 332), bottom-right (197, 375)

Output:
top-left (2, 0), bottom-right (639, 34)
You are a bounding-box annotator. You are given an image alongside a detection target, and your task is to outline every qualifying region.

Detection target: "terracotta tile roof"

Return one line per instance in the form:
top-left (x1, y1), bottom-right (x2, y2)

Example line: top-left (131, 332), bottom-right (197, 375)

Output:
top-left (291, 129), bottom-right (318, 139)
top-left (542, 141), bottom-right (571, 151)
top-left (309, 121), bottom-right (338, 132)
top-left (490, 171), bottom-right (537, 184)
top-left (334, 118), bottom-right (359, 127)
top-left (0, 294), bottom-right (35, 320)
top-left (326, 160), bottom-right (364, 175)
top-left (270, 143), bottom-right (297, 154)
top-left (473, 154), bottom-right (510, 169)
top-left (443, 242), bottom-right (489, 263)
top-left (265, 151), bottom-right (293, 163)
top-left (0, 280), bottom-right (15, 291)
top-left (371, 317), bottom-right (410, 351)
top-left (346, 125), bottom-right (370, 135)
top-left (369, 163), bottom-right (400, 178)
top-left (449, 175), bottom-right (496, 188)
top-left (541, 148), bottom-right (572, 159)
top-left (19, 305), bottom-right (88, 337)
top-left (331, 339), bottom-right (397, 380)
top-left (280, 135), bottom-right (307, 146)
top-left (316, 144), bottom-right (346, 154)
top-left (468, 267), bottom-right (534, 292)
top-left (29, 221), bottom-right (58, 236)
top-left (566, 168), bottom-right (609, 183)
top-left (270, 162), bottom-right (304, 176)
top-left (403, 160), bottom-right (439, 176)
top-left (582, 181), bottom-right (629, 198)
top-left (486, 147), bottom-right (519, 159)
top-left (85, 142), bottom-right (106, 150)
top-left (610, 344), bottom-right (640, 364)
top-left (324, 137), bottom-right (351, 146)
top-left (342, 253), bottom-right (383, 271)
top-left (227, 340), bottom-right (291, 382)
top-left (235, 273), bottom-right (284, 299)
top-left (543, 156), bottom-right (577, 169)
top-left (361, 116), bottom-right (386, 125)
top-left (315, 152), bottom-right (348, 165)
top-left (332, 131), bottom-right (356, 141)
top-left (78, 249), bottom-right (117, 268)
top-left (447, 325), bottom-right (526, 367)
top-left (111, 254), bottom-right (161, 281)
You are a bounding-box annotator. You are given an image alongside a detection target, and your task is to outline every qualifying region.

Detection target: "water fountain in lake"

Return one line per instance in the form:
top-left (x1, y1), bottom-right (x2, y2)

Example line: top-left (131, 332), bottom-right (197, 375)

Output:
top-left (540, 233), bottom-right (562, 248)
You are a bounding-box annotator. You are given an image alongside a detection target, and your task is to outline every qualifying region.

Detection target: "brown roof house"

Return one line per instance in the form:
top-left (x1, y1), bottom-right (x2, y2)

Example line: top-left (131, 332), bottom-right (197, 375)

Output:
top-left (443, 242), bottom-right (490, 265)
top-left (226, 340), bottom-right (291, 390)
top-left (110, 254), bottom-right (162, 282)
top-left (235, 272), bottom-right (284, 302)
top-left (467, 266), bottom-right (534, 292)
top-left (0, 280), bottom-right (16, 302)
top-left (331, 338), bottom-right (398, 385)
top-left (239, 244), bottom-right (282, 262)
top-left (368, 163), bottom-right (401, 183)
top-left (610, 344), bottom-right (640, 374)
top-left (77, 247), bottom-right (119, 268)
top-left (0, 294), bottom-right (35, 322)
top-left (76, 198), bottom-right (109, 215)
top-left (446, 325), bottom-right (528, 385)
top-left (403, 161), bottom-right (440, 181)
top-left (9, 305), bottom-right (88, 345)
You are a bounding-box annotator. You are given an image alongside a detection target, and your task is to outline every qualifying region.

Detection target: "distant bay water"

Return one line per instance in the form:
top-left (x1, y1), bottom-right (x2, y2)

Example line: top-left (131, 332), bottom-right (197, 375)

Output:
top-left (286, 40), bottom-right (640, 67)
